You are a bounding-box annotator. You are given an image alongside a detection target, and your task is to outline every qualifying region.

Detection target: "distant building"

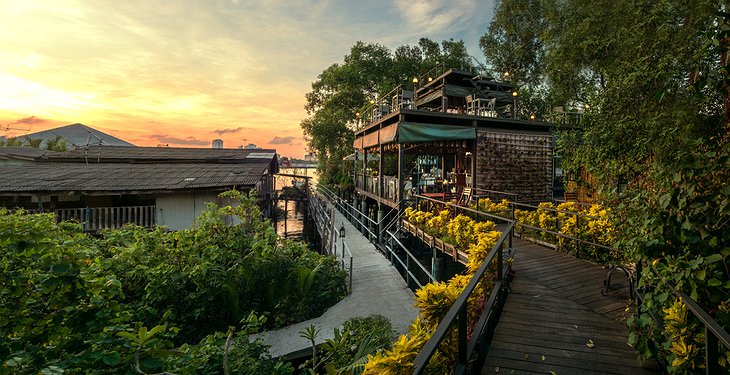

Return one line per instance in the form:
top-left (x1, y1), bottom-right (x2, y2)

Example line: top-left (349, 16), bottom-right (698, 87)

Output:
top-left (0, 146), bottom-right (279, 231)
top-left (304, 153), bottom-right (318, 162)
top-left (241, 143), bottom-right (259, 149)
top-left (212, 139), bottom-right (223, 148)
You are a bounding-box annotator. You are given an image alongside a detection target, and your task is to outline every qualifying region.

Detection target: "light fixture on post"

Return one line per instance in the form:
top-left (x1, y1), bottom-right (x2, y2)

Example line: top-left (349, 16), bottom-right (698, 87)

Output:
top-left (339, 222), bottom-right (346, 238)
top-left (427, 76), bottom-right (433, 82)
top-left (512, 91), bottom-right (518, 97)
top-left (412, 77), bottom-right (419, 103)
top-left (530, 113), bottom-right (536, 120)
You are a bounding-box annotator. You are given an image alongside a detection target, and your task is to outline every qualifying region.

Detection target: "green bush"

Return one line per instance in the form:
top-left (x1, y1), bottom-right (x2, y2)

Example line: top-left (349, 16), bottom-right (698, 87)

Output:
top-left (0, 190), bottom-right (347, 373)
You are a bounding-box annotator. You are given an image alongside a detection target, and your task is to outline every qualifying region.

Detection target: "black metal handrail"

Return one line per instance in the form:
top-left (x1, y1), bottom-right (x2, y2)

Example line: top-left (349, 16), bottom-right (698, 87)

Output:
top-left (509, 201), bottom-right (601, 221)
top-left (383, 229), bottom-right (436, 288)
top-left (413, 222), bottom-right (514, 374)
top-left (472, 187), bottom-right (519, 201)
top-left (637, 264), bottom-right (730, 374)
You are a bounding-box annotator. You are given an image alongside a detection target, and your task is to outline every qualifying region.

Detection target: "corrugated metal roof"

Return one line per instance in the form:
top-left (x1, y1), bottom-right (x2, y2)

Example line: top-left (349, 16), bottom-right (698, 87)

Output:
top-left (0, 163), bottom-right (269, 192)
top-left (47, 145), bottom-right (277, 163)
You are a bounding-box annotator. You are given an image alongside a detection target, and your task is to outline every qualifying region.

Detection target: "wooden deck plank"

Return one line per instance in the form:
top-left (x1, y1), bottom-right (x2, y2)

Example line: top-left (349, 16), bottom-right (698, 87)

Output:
top-left (482, 238), bottom-right (659, 374)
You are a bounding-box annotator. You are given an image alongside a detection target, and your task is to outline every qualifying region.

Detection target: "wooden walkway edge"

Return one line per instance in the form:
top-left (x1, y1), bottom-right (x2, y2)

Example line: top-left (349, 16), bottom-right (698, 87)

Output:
top-left (482, 238), bottom-right (660, 374)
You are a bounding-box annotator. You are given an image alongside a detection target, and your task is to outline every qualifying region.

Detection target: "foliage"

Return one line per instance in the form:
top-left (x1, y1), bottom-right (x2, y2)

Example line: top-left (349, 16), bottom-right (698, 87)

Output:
top-left (301, 38), bottom-right (474, 183)
top-left (483, 0), bottom-right (728, 370)
top-left (367, 207), bottom-right (502, 373)
top-left (299, 315), bottom-right (396, 375)
top-left (0, 135), bottom-right (67, 151)
top-left (514, 202), bottom-right (620, 264)
top-left (0, 190), bottom-right (346, 373)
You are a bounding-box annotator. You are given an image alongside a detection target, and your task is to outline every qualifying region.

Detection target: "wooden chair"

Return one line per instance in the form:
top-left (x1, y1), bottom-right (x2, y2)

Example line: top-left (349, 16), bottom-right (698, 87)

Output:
top-left (458, 187), bottom-right (473, 206)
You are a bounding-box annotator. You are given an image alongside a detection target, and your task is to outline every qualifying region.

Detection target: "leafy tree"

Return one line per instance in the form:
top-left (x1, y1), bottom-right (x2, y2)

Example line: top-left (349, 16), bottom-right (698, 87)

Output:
top-left (44, 135), bottom-right (67, 151)
top-left (482, 0), bottom-right (728, 370)
top-left (480, 0), bottom-right (545, 88)
top-left (301, 38), bottom-right (475, 185)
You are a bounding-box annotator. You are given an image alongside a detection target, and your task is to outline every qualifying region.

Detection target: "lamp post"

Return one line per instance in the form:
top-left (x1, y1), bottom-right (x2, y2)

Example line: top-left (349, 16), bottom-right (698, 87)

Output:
top-left (512, 90), bottom-right (518, 119)
top-left (412, 77), bottom-right (419, 103)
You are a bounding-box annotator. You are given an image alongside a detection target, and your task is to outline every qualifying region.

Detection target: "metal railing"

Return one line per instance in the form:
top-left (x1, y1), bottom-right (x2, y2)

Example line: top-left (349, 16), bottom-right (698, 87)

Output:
top-left (637, 265), bottom-right (730, 374)
top-left (472, 188), bottom-right (519, 202)
top-left (332, 229), bottom-right (354, 294)
top-left (383, 229), bottom-right (436, 289)
top-left (413, 222), bottom-right (515, 374)
top-left (53, 205), bottom-right (156, 231)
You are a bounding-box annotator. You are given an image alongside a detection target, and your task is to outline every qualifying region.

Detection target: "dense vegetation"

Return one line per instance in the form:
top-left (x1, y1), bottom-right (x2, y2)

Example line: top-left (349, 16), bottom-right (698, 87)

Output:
top-left (300, 37), bottom-right (475, 186)
top-left (304, 0), bottom-right (728, 371)
top-left (0, 191), bottom-right (347, 374)
top-left (362, 206), bottom-right (503, 373)
top-left (484, 0), bottom-right (729, 371)
top-left (0, 135), bottom-right (68, 151)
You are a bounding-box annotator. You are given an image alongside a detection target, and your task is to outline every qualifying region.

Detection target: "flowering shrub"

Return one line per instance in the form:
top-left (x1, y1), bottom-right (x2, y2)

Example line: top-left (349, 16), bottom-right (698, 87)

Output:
top-left (367, 207), bottom-right (503, 373)
top-left (446, 214), bottom-right (476, 249)
top-left (426, 210), bottom-right (451, 238)
top-left (475, 198), bottom-right (510, 213)
top-left (514, 201), bottom-right (620, 264)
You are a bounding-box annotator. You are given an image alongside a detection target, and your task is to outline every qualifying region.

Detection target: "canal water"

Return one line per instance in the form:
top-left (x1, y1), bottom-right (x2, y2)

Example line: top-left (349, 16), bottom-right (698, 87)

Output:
top-left (273, 167), bottom-right (318, 240)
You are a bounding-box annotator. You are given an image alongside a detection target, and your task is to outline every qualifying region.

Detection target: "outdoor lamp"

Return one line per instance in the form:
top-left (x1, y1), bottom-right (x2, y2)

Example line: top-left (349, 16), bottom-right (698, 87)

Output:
top-left (427, 77), bottom-right (433, 82)
top-left (339, 222), bottom-right (346, 238)
top-left (530, 114), bottom-right (536, 120)
top-left (412, 77), bottom-right (419, 84)
top-left (355, 112), bottom-right (360, 118)
top-left (503, 71), bottom-right (510, 77)
top-left (369, 99), bottom-right (375, 104)
top-left (512, 91), bottom-right (518, 97)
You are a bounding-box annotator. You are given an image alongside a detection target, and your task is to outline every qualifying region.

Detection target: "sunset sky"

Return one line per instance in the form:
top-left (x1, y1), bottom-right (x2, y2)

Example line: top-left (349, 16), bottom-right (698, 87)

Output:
top-left (0, 0), bottom-right (495, 158)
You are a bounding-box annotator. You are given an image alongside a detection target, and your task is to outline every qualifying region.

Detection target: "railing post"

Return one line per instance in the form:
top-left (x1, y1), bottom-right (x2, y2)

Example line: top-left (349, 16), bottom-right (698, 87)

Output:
top-left (706, 327), bottom-right (719, 374)
top-left (349, 253), bottom-right (353, 292)
top-left (457, 305), bottom-right (468, 372)
top-left (377, 209), bottom-right (384, 245)
top-left (406, 256), bottom-right (411, 288)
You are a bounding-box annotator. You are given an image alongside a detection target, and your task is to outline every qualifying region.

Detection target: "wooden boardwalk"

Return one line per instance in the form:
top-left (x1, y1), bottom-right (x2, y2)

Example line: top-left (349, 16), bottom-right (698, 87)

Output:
top-left (482, 238), bottom-right (660, 374)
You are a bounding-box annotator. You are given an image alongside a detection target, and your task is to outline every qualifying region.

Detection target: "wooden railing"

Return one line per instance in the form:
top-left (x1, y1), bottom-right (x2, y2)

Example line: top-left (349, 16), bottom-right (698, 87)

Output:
top-left (55, 206), bottom-right (156, 231)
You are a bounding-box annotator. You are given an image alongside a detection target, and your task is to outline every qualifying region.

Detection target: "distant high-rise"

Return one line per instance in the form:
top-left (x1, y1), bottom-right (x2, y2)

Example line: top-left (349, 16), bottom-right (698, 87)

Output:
top-left (212, 139), bottom-right (223, 148)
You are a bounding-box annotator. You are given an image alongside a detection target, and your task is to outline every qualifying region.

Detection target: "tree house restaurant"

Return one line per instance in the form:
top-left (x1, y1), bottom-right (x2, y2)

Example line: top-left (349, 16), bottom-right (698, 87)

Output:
top-left (351, 69), bottom-right (560, 211)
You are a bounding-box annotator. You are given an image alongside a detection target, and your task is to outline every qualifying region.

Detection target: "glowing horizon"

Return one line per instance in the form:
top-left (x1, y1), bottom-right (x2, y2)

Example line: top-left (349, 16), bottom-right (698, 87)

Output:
top-left (0, 0), bottom-right (494, 158)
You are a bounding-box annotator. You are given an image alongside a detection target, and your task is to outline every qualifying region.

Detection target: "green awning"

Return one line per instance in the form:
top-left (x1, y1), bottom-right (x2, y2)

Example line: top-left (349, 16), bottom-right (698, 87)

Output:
top-left (396, 122), bottom-right (476, 143)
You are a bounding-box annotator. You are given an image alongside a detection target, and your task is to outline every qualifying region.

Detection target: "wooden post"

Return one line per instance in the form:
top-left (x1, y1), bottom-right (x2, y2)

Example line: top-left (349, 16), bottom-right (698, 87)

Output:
top-left (397, 144), bottom-right (404, 206)
top-left (379, 143), bottom-right (384, 198)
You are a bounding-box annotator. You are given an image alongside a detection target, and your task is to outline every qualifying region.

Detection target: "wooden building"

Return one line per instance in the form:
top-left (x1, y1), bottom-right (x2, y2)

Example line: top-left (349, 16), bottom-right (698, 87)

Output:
top-left (352, 69), bottom-right (558, 212)
top-left (0, 146), bottom-right (278, 231)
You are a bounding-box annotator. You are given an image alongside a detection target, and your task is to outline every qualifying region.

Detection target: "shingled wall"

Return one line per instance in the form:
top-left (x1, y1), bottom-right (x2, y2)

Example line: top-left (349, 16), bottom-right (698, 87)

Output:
top-left (476, 130), bottom-right (553, 202)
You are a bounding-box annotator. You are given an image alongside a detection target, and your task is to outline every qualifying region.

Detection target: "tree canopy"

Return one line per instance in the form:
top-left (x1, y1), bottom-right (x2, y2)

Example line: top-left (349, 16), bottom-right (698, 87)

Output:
top-left (300, 38), bottom-right (474, 185)
top-left (484, 0), bottom-right (728, 370)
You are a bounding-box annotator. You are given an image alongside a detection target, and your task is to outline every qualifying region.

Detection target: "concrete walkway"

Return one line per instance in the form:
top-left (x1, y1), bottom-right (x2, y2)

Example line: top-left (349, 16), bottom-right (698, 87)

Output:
top-left (253, 201), bottom-right (418, 359)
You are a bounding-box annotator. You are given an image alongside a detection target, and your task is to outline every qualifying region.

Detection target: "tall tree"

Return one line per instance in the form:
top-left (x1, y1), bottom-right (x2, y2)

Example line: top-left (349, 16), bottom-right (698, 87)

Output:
top-left (301, 38), bottom-right (475, 184)
top-left (482, 0), bottom-right (728, 370)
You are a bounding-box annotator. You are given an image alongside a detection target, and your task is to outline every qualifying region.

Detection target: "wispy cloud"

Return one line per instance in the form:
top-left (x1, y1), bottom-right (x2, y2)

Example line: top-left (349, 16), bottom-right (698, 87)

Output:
top-left (269, 136), bottom-right (294, 145)
top-left (148, 134), bottom-right (208, 146)
top-left (214, 127), bottom-right (245, 135)
top-left (11, 115), bottom-right (49, 125)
